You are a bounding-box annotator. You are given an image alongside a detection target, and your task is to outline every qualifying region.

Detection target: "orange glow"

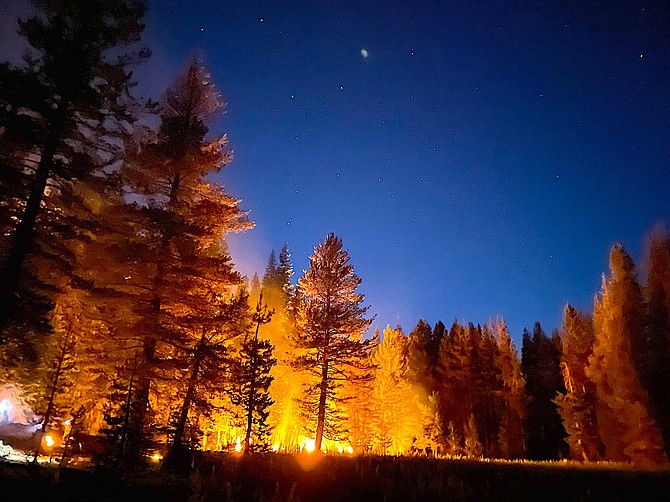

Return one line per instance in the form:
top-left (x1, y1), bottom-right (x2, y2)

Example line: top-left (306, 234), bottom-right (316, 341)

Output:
top-left (234, 438), bottom-right (243, 453)
top-left (44, 434), bottom-right (55, 448)
top-left (301, 437), bottom-right (316, 453)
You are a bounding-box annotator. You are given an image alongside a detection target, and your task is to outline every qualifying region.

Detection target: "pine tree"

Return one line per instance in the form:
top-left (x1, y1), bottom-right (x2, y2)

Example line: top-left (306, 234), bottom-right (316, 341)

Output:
top-left (262, 250), bottom-right (279, 290)
top-left (492, 317), bottom-right (526, 459)
top-left (470, 323), bottom-right (503, 457)
top-left (98, 353), bottom-right (140, 469)
top-left (112, 60), bottom-right (252, 463)
top-left (292, 233), bottom-right (376, 452)
top-left (406, 320), bottom-right (431, 391)
top-left (26, 290), bottom-right (81, 460)
top-left (277, 243), bottom-right (294, 297)
top-left (521, 322), bottom-right (567, 460)
top-left (463, 413), bottom-right (483, 458)
top-left (554, 305), bottom-right (603, 461)
top-left (0, 0), bottom-right (146, 341)
top-left (257, 245), bottom-right (303, 450)
top-left (586, 244), bottom-right (666, 466)
top-left (369, 325), bottom-right (424, 455)
top-left (640, 229), bottom-right (670, 456)
top-left (435, 321), bottom-right (472, 449)
top-left (249, 273), bottom-right (262, 296)
top-left (229, 295), bottom-right (276, 454)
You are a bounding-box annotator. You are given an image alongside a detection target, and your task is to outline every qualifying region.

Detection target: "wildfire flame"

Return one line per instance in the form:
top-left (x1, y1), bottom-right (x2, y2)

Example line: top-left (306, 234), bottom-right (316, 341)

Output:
top-left (301, 438), bottom-right (316, 453)
top-left (44, 434), bottom-right (55, 448)
top-left (234, 438), bottom-right (243, 453)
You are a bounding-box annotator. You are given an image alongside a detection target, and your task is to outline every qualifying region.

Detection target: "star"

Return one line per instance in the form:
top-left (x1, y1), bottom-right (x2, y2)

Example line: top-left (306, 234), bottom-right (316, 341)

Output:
top-left (360, 48), bottom-right (368, 58)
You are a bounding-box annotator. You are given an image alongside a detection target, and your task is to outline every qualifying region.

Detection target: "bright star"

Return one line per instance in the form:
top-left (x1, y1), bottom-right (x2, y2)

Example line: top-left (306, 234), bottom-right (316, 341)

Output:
top-left (360, 48), bottom-right (368, 58)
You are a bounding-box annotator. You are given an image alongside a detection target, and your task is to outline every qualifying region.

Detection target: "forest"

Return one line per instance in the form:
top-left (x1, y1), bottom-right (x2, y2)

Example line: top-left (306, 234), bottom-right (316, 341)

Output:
top-left (2, 0), bottom-right (670, 484)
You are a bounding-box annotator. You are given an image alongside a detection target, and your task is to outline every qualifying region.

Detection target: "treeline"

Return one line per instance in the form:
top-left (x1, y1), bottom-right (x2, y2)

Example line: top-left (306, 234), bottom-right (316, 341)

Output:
top-left (342, 235), bottom-right (670, 468)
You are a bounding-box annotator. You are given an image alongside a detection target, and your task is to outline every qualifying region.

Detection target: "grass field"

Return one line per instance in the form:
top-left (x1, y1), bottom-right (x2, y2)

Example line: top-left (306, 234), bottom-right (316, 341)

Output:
top-left (1, 453), bottom-right (669, 501)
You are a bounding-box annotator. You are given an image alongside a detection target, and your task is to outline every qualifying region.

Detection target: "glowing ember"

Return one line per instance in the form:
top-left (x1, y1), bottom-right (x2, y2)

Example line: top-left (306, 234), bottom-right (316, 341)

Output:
top-left (151, 453), bottom-right (162, 462)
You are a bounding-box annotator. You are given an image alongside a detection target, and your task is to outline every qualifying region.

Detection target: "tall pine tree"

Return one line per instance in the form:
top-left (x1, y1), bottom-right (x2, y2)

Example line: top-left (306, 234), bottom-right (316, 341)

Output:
top-left (292, 233), bottom-right (376, 452)
top-left (586, 244), bottom-right (666, 467)
top-left (0, 0), bottom-right (146, 342)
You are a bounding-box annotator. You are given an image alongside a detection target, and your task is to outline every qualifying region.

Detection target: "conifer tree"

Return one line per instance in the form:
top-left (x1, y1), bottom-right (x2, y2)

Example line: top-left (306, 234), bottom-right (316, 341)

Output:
top-left (554, 305), bottom-right (603, 461)
top-left (112, 60), bottom-right (251, 463)
top-left (0, 0), bottom-right (146, 341)
top-left (98, 353), bottom-right (140, 469)
top-left (435, 321), bottom-right (472, 448)
top-left (292, 233), bottom-right (376, 452)
top-left (249, 273), bottom-right (262, 296)
top-left (277, 243), bottom-right (294, 296)
top-left (586, 244), bottom-right (666, 466)
top-left (521, 322), bottom-right (567, 460)
top-left (369, 325), bottom-right (424, 455)
top-left (257, 245), bottom-right (303, 450)
top-left (640, 230), bottom-right (670, 455)
top-left (165, 289), bottom-right (251, 466)
top-left (406, 320), bottom-right (431, 392)
top-left (262, 250), bottom-right (279, 289)
top-left (470, 323), bottom-right (503, 457)
top-left (27, 290), bottom-right (81, 460)
top-left (463, 413), bottom-right (483, 458)
top-left (229, 295), bottom-right (276, 454)
top-left (492, 318), bottom-right (526, 459)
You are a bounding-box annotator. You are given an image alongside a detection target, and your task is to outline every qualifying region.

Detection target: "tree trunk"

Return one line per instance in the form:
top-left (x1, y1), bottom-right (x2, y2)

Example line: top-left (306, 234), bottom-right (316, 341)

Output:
top-left (0, 103), bottom-right (68, 341)
top-left (33, 343), bottom-right (67, 462)
top-left (129, 170), bottom-right (182, 461)
top-left (314, 351), bottom-right (329, 452)
top-left (169, 333), bottom-right (205, 462)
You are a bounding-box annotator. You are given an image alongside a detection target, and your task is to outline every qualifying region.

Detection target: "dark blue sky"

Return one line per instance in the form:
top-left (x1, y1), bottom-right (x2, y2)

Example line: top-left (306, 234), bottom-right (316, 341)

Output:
top-left (3, 1), bottom-right (669, 344)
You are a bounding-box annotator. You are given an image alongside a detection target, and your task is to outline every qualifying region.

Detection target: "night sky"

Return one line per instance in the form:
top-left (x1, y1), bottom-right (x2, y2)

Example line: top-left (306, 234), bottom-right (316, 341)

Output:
top-left (2, 1), bottom-right (669, 343)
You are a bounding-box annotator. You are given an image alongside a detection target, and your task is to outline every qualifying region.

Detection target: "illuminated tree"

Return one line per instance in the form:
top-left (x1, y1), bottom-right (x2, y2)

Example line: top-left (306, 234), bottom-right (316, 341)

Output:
top-left (492, 318), bottom-right (526, 459)
top-left (586, 244), bottom-right (666, 466)
top-left (112, 60), bottom-right (251, 462)
top-left (463, 413), bottom-right (483, 458)
top-left (554, 305), bottom-right (603, 461)
top-left (229, 295), bottom-right (276, 454)
top-left (98, 353), bottom-right (141, 469)
top-left (163, 289), bottom-right (250, 467)
top-left (0, 0), bottom-right (146, 342)
top-left (369, 325), bottom-right (425, 455)
top-left (26, 289), bottom-right (81, 460)
top-left (292, 233), bottom-right (376, 452)
top-left (256, 245), bottom-right (304, 450)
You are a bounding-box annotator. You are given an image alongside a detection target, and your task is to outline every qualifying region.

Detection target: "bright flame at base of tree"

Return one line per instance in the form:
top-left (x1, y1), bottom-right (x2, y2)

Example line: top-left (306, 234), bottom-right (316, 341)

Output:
top-left (234, 438), bottom-right (243, 453)
top-left (301, 438), bottom-right (316, 453)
